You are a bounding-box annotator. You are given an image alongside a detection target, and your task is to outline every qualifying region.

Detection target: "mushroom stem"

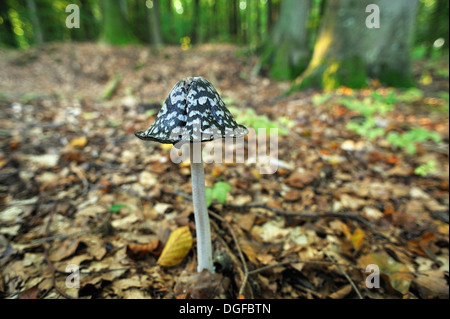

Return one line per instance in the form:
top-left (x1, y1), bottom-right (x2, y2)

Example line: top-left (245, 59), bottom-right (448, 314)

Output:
top-left (190, 143), bottom-right (213, 273)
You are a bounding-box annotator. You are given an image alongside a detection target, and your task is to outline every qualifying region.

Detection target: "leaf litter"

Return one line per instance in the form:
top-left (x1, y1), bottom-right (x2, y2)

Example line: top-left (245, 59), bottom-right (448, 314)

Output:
top-left (0, 43), bottom-right (448, 299)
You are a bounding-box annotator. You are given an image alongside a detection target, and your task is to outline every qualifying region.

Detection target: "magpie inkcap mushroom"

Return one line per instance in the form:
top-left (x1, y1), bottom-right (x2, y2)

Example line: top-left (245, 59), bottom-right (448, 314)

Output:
top-left (135, 77), bottom-right (248, 273)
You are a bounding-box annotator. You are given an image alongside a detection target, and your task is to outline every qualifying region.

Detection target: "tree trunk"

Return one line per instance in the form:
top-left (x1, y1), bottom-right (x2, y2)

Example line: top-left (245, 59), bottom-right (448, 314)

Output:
top-left (294, 0), bottom-right (418, 90)
top-left (261, 0), bottom-right (311, 80)
top-left (267, 0), bottom-right (273, 33)
top-left (100, 0), bottom-right (135, 45)
top-left (229, 0), bottom-right (238, 41)
top-left (191, 0), bottom-right (200, 44)
top-left (149, 0), bottom-right (162, 47)
top-left (426, 0), bottom-right (449, 56)
top-left (0, 0), bottom-right (17, 47)
top-left (26, 0), bottom-right (44, 45)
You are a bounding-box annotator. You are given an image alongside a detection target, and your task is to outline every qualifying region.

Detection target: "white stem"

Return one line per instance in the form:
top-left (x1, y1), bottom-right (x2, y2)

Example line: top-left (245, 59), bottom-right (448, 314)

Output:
top-left (190, 143), bottom-right (213, 273)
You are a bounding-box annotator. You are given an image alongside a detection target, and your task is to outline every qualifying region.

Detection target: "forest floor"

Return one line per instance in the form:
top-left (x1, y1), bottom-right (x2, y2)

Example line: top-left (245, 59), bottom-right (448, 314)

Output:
top-left (0, 43), bottom-right (448, 299)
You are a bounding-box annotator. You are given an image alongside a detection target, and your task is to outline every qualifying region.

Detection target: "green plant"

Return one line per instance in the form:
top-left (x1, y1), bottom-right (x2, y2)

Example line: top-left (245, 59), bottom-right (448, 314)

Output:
top-left (228, 106), bottom-right (291, 135)
top-left (109, 204), bottom-right (131, 212)
top-left (414, 161), bottom-right (437, 177)
top-left (312, 92), bottom-right (334, 106)
top-left (205, 182), bottom-right (232, 207)
top-left (338, 97), bottom-right (393, 117)
top-left (346, 117), bottom-right (385, 140)
top-left (386, 128), bottom-right (442, 155)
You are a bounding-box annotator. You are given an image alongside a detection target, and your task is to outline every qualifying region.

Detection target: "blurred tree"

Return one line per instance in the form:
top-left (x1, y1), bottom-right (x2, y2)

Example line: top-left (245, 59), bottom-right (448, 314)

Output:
top-left (0, 1), bottom-right (16, 47)
top-left (294, 0), bottom-right (418, 90)
top-left (229, 0), bottom-right (239, 41)
top-left (191, 0), bottom-right (200, 44)
top-left (260, 0), bottom-right (311, 80)
top-left (425, 0), bottom-right (449, 55)
top-left (26, 0), bottom-right (44, 45)
top-left (148, 0), bottom-right (162, 47)
top-left (78, 0), bottom-right (100, 41)
top-left (100, 0), bottom-right (136, 45)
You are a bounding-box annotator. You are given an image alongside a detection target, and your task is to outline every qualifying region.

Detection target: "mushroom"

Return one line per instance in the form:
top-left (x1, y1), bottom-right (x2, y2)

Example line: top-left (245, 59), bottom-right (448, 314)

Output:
top-left (135, 77), bottom-right (248, 272)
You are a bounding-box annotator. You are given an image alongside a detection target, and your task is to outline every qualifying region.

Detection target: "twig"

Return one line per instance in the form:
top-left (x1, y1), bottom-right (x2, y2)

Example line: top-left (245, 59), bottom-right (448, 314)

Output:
top-left (208, 209), bottom-right (252, 298)
top-left (29, 230), bottom-right (88, 245)
top-left (325, 252), bottom-right (363, 299)
top-left (43, 246), bottom-right (75, 299)
top-left (225, 202), bottom-right (374, 231)
top-left (162, 189), bottom-right (374, 231)
top-left (41, 204), bottom-right (75, 299)
top-left (248, 259), bottom-right (362, 275)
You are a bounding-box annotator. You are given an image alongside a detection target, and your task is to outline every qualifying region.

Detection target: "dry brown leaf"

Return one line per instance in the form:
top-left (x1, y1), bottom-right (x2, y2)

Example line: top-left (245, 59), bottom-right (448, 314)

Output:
top-left (18, 285), bottom-right (40, 299)
top-left (126, 240), bottom-right (163, 260)
top-left (284, 171), bottom-right (316, 189)
top-left (237, 213), bottom-right (256, 232)
top-left (412, 270), bottom-right (449, 299)
top-left (49, 238), bottom-right (80, 262)
top-left (283, 189), bottom-right (302, 201)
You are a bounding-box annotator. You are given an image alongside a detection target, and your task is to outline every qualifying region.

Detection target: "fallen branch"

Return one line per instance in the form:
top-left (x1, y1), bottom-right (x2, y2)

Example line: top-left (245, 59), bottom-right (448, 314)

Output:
top-left (208, 209), bottom-right (252, 298)
top-left (325, 252), bottom-right (363, 299)
top-left (162, 189), bottom-right (374, 231)
top-left (224, 202), bottom-right (374, 230)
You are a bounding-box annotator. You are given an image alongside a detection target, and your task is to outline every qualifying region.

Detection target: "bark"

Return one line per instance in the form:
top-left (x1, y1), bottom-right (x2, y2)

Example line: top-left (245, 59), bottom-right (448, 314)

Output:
top-left (149, 0), bottom-right (162, 47)
top-left (261, 0), bottom-right (311, 80)
top-left (191, 0), bottom-right (200, 44)
top-left (100, 0), bottom-right (135, 45)
top-left (295, 0), bottom-right (418, 90)
top-left (426, 0), bottom-right (449, 55)
top-left (26, 0), bottom-right (44, 45)
top-left (0, 0), bottom-right (16, 47)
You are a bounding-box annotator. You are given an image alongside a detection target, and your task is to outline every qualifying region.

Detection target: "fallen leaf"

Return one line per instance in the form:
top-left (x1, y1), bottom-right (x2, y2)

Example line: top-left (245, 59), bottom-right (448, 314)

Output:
top-left (412, 270), bottom-right (449, 299)
top-left (406, 232), bottom-right (436, 256)
top-left (157, 226), bottom-right (193, 267)
top-left (351, 228), bottom-right (365, 251)
top-left (18, 285), bottom-right (40, 299)
top-left (69, 136), bottom-right (88, 148)
top-left (284, 171), bottom-right (316, 189)
top-left (126, 240), bottom-right (163, 260)
top-left (49, 239), bottom-right (80, 262)
top-left (359, 253), bottom-right (414, 295)
top-left (283, 189), bottom-right (302, 201)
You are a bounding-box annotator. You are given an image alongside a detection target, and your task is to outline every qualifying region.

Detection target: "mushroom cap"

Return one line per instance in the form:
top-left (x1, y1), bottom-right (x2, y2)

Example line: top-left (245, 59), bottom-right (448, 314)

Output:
top-left (135, 77), bottom-right (248, 145)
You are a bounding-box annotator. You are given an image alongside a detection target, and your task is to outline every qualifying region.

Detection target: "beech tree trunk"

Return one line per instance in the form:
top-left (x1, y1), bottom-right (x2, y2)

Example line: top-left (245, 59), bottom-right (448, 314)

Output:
top-left (261, 0), bottom-right (311, 80)
top-left (26, 0), bottom-right (44, 45)
top-left (100, 0), bottom-right (135, 45)
top-left (149, 0), bottom-right (162, 47)
top-left (295, 0), bottom-right (418, 90)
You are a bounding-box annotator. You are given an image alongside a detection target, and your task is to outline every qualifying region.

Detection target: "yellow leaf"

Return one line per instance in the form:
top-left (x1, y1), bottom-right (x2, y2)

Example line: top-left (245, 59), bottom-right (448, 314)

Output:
top-left (70, 137), bottom-right (87, 148)
top-left (157, 226), bottom-right (193, 267)
top-left (160, 144), bottom-right (173, 151)
top-left (351, 228), bottom-right (365, 251)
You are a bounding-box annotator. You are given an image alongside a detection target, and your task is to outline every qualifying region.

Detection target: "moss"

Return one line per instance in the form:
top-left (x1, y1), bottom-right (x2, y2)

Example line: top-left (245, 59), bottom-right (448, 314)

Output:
top-left (269, 42), bottom-right (292, 81)
top-left (377, 65), bottom-right (415, 87)
top-left (261, 41), bottom-right (309, 81)
top-left (100, 0), bottom-right (136, 46)
top-left (293, 56), bottom-right (368, 91)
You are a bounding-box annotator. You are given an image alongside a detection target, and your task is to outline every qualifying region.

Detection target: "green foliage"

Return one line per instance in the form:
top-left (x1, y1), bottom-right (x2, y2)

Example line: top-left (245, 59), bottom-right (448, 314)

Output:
top-left (109, 203), bottom-right (131, 213)
top-left (335, 92), bottom-right (443, 155)
top-left (312, 92), bottom-right (333, 106)
top-left (338, 97), bottom-right (393, 117)
top-left (346, 118), bottom-right (385, 141)
top-left (386, 128), bottom-right (442, 155)
top-left (205, 181), bottom-right (232, 207)
top-left (228, 106), bottom-right (292, 136)
top-left (414, 161), bottom-right (437, 177)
